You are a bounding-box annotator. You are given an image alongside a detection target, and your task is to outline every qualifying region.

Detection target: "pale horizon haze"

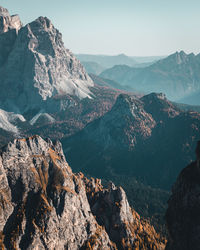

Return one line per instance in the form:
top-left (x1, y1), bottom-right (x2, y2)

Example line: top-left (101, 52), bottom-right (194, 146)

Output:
top-left (1, 0), bottom-right (200, 56)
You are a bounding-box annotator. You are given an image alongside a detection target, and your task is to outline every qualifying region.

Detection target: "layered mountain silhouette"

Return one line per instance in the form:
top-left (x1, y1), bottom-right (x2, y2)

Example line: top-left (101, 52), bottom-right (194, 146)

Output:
top-left (62, 92), bottom-right (200, 190)
top-left (76, 53), bottom-right (138, 68)
top-left (100, 51), bottom-right (200, 104)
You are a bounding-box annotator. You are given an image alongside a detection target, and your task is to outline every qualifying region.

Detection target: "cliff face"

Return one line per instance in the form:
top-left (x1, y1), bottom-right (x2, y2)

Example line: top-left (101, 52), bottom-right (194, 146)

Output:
top-left (0, 7), bottom-right (94, 113)
top-left (0, 135), bottom-right (165, 249)
top-left (166, 141), bottom-right (200, 250)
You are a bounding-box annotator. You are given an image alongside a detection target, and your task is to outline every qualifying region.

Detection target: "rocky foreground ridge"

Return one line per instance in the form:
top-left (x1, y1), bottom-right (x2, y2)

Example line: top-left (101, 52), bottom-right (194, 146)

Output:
top-left (0, 135), bottom-right (165, 249)
top-left (166, 141), bottom-right (200, 250)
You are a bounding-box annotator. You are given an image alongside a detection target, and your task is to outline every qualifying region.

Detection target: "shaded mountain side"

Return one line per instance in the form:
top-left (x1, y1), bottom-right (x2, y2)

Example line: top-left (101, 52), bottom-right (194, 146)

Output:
top-left (0, 135), bottom-right (165, 249)
top-left (166, 141), bottom-right (200, 250)
top-left (100, 51), bottom-right (200, 103)
top-left (62, 92), bottom-right (200, 190)
top-left (61, 92), bottom-right (200, 237)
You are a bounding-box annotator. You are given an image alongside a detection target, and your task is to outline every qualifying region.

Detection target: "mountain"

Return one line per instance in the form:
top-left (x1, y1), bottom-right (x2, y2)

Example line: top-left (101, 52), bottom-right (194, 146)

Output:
top-left (76, 53), bottom-right (138, 68)
top-left (0, 135), bottom-right (165, 249)
top-left (0, 7), bottom-right (94, 114)
top-left (81, 61), bottom-right (105, 75)
top-left (100, 51), bottom-right (200, 104)
top-left (61, 92), bottom-right (200, 233)
top-left (0, 7), bottom-right (125, 147)
top-left (0, 6), bottom-right (22, 34)
top-left (89, 73), bottom-right (135, 92)
top-left (62, 92), bottom-right (200, 190)
top-left (166, 141), bottom-right (200, 250)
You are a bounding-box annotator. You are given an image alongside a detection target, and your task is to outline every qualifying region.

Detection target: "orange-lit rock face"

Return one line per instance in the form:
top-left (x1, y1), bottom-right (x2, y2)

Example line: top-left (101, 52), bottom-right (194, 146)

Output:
top-left (0, 135), bottom-right (165, 249)
top-left (82, 177), bottom-right (166, 250)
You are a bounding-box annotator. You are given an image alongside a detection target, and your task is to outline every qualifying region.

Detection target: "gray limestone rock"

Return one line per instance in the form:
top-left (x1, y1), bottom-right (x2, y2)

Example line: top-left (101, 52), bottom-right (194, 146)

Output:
top-left (0, 6), bottom-right (22, 34)
top-left (0, 9), bottom-right (94, 113)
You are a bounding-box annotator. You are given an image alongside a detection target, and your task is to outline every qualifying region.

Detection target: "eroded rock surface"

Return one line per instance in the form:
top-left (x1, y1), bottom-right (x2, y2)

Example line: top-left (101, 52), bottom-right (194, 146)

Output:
top-left (0, 6), bottom-right (22, 34)
top-left (0, 135), bottom-right (165, 249)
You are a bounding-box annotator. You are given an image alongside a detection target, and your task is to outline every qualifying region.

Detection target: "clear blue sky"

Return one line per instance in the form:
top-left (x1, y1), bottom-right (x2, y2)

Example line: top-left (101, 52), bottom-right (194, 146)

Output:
top-left (1, 0), bottom-right (200, 56)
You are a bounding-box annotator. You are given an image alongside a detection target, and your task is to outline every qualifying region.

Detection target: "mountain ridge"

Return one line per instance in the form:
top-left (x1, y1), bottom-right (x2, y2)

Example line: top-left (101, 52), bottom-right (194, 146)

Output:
top-left (0, 135), bottom-right (165, 249)
top-left (100, 51), bottom-right (200, 104)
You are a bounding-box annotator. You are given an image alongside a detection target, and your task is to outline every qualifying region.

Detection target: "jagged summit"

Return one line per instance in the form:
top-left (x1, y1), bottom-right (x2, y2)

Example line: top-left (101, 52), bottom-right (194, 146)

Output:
top-left (141, 92), bottom-right (180, 120)
top-left (0, 6), bottom-right (9, 16)
top-left (0, 6), bottom-right (22, 34)
top-left (0, 7), bottom-right (94, 113)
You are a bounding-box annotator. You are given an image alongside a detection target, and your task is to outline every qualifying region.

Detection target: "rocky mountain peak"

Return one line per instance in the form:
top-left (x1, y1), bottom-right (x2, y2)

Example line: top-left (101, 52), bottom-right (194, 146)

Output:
top-left (113, 94), bottom-right (138, 112)
top-left (0, 8), bottom-right (94, 113)
top-left (141, 92), bottom-right (180, 120)
top-left (0, 6), bottom-right (9, 16)
top-left (0, 135), bottom-right (165, 249)
top-left (74, 93), bottom-right (156, 151)
top-left (0, 6), bottom-right (22, 34)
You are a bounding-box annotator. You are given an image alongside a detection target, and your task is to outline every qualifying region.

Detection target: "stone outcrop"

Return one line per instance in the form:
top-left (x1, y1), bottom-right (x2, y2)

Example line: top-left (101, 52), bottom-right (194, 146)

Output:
top-left (0, 135), bottom-right (165, 249)
top-left (0, 7), bottom-right (22, 34)
top-left (83, 177), bottom-right (166, 249)
top-left (166, 141), bottom-right (200, 250)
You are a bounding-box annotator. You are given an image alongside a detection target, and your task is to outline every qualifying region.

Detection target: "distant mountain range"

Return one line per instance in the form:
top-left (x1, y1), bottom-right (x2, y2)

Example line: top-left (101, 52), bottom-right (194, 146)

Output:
top-left (81, 61), bottom-right (106, 75)
top-left (100, 51), bottom-right (200, 104)
top-left (76, 53), bottom-right (165, 70)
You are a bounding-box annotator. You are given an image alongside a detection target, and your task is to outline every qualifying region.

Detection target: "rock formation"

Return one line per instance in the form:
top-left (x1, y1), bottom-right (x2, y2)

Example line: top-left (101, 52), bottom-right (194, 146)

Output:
top-left (0, 6), bottom-right (22, 34)
top-left (0, 7), bottom-right (94, 113)
top-left (0, 135), bottom-right (165, 249)
top-left (166, 140), bottom-right (200, 250)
